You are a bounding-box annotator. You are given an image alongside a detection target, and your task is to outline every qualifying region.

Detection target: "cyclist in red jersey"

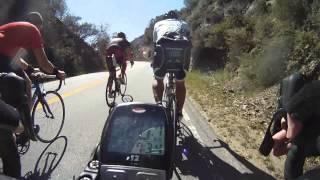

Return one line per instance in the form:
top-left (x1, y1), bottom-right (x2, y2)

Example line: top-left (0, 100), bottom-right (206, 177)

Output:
top-left (0, 12), bottom-right (66, 179)
top-left (105, 32), bottom-right (133, 98)
top-left (0, 12), bottom-right (66, 107)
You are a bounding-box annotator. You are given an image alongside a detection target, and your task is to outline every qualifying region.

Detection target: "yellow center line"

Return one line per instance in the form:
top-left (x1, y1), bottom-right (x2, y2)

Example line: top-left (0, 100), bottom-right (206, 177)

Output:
top-left (35, 79), bottom-right (105, 110)
top-left (60, 79), bottom-right (105, 100)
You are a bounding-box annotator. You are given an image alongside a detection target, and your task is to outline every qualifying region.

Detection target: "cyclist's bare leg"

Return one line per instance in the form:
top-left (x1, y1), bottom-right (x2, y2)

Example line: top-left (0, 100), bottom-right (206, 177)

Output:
top-left (108, 71), bottom-right (116, 92)
top-left (176, 80), bottom-right (186, 113)
top-left (121, 63), bottom-right (126, 78)
top-left (152, 78), bottom-right (164, 103)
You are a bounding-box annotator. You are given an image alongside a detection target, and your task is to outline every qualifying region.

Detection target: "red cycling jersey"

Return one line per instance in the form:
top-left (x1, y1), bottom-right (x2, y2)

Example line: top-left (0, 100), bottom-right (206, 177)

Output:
top-left (0, 22), bottom-right (43, 58)
top-left (106, 37), bottom-right (131, 64)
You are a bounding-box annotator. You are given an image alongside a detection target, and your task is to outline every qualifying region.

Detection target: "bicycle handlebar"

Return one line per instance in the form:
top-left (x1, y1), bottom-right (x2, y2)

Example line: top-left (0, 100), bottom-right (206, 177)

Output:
top-left (30, 72), bottom-right (64, 92)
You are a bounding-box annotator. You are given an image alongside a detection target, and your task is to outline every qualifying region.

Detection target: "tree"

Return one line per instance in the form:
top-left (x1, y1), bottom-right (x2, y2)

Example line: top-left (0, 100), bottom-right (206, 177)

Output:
top-left (47, 0), bottom-right (67, 19)
top-left (78, 22), bottom-right (99, 39)
top-left (62, 14), bottom-right (98, 40)
top-left (91, 24), bottom-right (110, 57)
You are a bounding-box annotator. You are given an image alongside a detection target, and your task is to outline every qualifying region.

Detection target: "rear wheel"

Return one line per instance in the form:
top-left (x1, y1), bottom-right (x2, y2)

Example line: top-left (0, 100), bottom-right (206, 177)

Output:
top-left (106, 78), bottom-right (116, 107)
top-left (119, 73), bottom-right (127, 96)
top-left (32, 91), bottom-right (65, 143)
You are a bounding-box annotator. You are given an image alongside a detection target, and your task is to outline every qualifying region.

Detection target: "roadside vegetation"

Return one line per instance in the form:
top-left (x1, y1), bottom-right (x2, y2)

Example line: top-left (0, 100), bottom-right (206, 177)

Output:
top-left (177, 0), bottom-right (320, 178)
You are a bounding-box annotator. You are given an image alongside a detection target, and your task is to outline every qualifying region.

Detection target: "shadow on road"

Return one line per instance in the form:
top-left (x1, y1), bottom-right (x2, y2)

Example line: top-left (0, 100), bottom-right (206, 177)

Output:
top-left (22, 136), bottom-right (68, 180)
top-left (174, 123), bottom-right (276, 180)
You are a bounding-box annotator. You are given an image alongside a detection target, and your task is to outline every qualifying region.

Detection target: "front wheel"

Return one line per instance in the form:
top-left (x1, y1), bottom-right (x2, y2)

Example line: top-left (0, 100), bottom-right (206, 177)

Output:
top-left (166, 98), bottom-right (178, 179)
top-left (32, 91), bottom-right (65, 143)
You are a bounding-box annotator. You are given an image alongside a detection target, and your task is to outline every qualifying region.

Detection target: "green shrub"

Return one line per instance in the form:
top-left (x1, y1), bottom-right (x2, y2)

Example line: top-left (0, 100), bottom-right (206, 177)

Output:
top-left (256, 37), bottom-right (292, 87)
top-left (272, 0), bottom-right (309, 26)
top-left (203, 20), bottom-right (232, 49)
top-left (254, 15), bottom-right (275, 40)
top-left (287, 30), bottom-right (320, 77)
top-left (238, 36), bottom-right (293, 88)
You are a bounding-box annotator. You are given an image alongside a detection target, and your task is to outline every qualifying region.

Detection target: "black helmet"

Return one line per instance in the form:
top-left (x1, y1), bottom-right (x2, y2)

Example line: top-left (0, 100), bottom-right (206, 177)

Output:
top-left (117, 32), bottom-right (126, 39)
top-left (163, 10), bottom-right (178, 20)
top-left (25, 12), bottom-right (43, 26)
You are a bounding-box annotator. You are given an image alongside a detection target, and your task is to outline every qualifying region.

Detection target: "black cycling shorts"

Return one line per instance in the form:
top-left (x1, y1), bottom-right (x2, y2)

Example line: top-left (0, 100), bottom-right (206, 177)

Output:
top-left (153, 67), bottom-right (186, 81)
top-left (0, 99), bottom-right (19, 131)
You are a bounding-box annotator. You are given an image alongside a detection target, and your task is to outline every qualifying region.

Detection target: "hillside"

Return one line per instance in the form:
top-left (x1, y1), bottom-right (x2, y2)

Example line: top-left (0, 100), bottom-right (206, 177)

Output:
top-left (143, 0), bottom-right (320, 88)
top-left (131, 35), bottom-right (152, 61)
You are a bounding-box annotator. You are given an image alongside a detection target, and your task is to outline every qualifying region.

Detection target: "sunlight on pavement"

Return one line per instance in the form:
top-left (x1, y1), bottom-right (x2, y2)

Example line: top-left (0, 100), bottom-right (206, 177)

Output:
top-left (36, 79), bottom-right (105, 110)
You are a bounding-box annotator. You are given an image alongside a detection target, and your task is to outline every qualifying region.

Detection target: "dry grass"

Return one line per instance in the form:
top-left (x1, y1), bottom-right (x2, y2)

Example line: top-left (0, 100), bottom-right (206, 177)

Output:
top-left (186, 70), bottom-right (320, 179)
top-left (186, 70), bottom-right (284, 179)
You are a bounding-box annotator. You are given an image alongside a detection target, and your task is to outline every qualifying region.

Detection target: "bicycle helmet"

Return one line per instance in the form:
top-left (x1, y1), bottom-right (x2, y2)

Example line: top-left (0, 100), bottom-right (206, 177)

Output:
top-left (163, 10), bottom-right (178, 20)
top-left (25, 11), bottom-right (43, 26)
top-left (117, 32), bottom-right (126, 39)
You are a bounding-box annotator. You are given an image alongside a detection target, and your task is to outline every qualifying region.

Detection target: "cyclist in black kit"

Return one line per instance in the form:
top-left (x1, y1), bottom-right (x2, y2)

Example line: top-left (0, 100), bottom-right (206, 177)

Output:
top-left (272, 80), bottom-right (320, 179)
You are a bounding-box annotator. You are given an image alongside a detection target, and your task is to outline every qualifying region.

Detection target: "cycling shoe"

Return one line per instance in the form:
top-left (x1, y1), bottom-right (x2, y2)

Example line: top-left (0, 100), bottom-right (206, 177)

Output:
top-left (16, 132), bottom-right (29, 146)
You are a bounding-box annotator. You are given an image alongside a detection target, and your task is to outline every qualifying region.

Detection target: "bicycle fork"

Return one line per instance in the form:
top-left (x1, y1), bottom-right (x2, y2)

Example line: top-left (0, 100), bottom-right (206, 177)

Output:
top-left (39, 96), bottom-right (54, 119)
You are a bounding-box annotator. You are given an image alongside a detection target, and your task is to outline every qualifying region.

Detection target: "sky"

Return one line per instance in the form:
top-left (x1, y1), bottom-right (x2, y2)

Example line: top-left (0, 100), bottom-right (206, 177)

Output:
top-left (65, 0), bottom-right (185, 41)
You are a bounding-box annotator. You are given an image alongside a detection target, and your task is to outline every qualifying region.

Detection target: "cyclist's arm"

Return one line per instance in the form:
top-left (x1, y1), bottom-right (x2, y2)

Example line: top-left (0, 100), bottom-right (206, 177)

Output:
top-left (32, 48), bottom-right (66, 79)
top-left (127, 48), bottom-right (134, 60)
top-left (16, 58), bottom-right (29, 71)
top-left (125, 42), bottom-right (134, 64)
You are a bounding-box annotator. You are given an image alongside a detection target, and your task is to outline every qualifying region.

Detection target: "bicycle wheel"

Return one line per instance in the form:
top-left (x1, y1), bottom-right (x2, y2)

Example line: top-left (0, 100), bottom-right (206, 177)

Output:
top-left (167, 98), bottom-right (178, 179)
top-left (31, 91), bottom-right (65, 143)
top-left (171, 99), bottom-right (178, 146)
top-left (119, 73), bottom-right (127, 96)
top-left (105, 79), bottom-right (116, 107)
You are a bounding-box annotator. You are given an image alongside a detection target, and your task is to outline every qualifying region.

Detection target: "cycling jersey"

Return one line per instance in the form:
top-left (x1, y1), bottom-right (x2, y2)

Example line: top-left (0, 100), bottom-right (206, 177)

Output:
top-left (106, 38), bottom-right (131, 63)
top-left (106, 38), bottom-right (132, 73)
top-left (108, 37), bottom-right (131, 51)
top-left (152, 19), bottom-right (191, 80)
top-left (0, 22), bottom-right (44, 58)
top-left (153, 19), bottom-right (190, 44)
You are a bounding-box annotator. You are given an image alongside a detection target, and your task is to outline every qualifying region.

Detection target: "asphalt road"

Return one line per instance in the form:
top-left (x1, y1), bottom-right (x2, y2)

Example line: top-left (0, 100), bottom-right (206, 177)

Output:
top-left (2, 62), bottom-right (277, 180)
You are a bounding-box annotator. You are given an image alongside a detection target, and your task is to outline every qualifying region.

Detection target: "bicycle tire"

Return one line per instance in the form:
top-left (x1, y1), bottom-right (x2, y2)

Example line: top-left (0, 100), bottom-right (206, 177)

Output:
top-left (105, 79), bottom-right (116, 107)
top-left (31, 91), bottom-right (65, 143)
top-left (166, 97), bottom-right (178, 179)
top-left (119, 73), bottom-right (127, 96)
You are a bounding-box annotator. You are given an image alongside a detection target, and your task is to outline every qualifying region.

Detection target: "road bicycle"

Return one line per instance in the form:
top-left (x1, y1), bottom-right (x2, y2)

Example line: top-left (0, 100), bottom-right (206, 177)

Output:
top-left (105, 63), bottom-right (133, 108)
top-left (17, 72), bottom-right (65, 154)
top-left (155, 36), bottom-right (192, 178)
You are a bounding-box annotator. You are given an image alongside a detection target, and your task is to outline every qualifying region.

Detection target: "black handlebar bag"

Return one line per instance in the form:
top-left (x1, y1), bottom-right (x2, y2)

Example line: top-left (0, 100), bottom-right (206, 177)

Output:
top-left (97, 102), bottom-right (172, 180)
